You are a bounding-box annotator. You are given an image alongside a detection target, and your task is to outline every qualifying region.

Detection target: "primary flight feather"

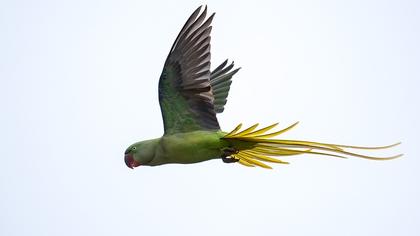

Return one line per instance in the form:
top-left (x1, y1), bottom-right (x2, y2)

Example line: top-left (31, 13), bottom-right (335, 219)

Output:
top-left (124, 6), bottom-right (401, 169)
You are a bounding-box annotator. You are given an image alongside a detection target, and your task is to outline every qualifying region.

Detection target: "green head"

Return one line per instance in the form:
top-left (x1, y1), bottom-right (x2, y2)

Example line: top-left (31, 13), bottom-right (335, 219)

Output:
top-left (124, 139), bottom-right (158, 168)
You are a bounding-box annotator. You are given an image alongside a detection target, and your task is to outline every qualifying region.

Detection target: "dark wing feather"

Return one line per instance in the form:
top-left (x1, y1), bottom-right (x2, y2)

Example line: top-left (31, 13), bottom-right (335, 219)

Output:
top-left (159, 6), bottom-right (219, 135)
top-left (210, 60), bottom-right (240, 113)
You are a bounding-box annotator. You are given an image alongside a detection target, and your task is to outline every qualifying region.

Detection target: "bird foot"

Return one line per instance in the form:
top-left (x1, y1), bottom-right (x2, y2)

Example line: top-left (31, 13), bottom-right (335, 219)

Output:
top-left (221, 148), bottom-right (239, 163)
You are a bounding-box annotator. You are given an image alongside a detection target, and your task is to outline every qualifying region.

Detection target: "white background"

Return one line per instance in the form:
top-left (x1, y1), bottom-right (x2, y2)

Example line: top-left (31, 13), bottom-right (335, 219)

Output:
top-left (1, 0), bottom-right (419, 235)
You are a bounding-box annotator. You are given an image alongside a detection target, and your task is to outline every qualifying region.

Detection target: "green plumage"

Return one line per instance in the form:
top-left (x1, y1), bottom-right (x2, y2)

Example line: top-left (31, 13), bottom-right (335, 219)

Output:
top-left (123, 6), bottom-right (401, 169)
top-left (124, 6), bottom-right (242, 168)
top-left (158, 66), bottom-right (203, 134)
top-left (150, 131), bottom-right (228, 166)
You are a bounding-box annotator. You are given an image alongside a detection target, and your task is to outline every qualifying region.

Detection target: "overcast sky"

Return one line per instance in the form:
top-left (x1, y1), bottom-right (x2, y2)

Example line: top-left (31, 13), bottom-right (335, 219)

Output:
top-left (1, 0), bottom-right (419, 235)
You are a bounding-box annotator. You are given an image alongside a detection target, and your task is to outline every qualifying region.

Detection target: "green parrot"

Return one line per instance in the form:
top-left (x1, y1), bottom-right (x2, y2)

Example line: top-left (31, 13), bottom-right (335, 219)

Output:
top-left (124, 6), bottom-right (401, 169)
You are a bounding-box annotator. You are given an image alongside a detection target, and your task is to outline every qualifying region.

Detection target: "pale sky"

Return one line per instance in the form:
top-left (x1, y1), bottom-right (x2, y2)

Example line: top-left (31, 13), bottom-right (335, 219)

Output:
top-left (1, 0), bottom-right (419, 235)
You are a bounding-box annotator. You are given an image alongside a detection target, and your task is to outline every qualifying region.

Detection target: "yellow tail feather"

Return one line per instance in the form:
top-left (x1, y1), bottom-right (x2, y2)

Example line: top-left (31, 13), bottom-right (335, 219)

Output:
top-left (223, 122), bottom-right (402, 169)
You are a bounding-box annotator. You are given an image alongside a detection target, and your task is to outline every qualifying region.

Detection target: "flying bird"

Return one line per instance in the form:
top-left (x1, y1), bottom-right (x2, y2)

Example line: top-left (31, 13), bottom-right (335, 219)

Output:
top-left (124, 6), bottom-right (401, 169)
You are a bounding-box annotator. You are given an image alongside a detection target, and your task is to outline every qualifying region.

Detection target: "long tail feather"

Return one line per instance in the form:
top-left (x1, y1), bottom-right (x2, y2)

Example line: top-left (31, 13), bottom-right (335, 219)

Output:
top-left (223, 123), bottom-right (402, 169)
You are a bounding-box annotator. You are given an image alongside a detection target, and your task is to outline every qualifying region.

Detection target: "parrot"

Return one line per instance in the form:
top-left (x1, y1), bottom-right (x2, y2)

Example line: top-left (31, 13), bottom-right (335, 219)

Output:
top-left (124, 6), bottom-right (401, 169)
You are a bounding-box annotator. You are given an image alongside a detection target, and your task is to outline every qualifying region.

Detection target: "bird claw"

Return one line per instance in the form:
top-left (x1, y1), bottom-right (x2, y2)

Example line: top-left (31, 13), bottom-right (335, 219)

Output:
top-left (221, 148), bottom-right (239, 163)
top-left (222, 156), bottom-right (239, 163)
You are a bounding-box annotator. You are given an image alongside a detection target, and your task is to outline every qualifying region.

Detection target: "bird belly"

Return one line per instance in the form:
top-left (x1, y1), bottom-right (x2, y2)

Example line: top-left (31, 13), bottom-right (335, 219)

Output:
top-left (151, 131), bottom-right (227, 165)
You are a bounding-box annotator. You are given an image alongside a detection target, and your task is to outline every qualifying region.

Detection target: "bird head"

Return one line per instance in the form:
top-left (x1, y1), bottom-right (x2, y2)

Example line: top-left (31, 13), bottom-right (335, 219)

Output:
top-left (124, 140), bottom-right (157, 169)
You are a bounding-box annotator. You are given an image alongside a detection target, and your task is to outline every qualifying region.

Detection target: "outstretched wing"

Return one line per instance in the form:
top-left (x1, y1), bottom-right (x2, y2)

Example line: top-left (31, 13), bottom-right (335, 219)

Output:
top-left (210, 60), bottom-right (240, 113)
top-left (158, 6), bottom-right (218, 135)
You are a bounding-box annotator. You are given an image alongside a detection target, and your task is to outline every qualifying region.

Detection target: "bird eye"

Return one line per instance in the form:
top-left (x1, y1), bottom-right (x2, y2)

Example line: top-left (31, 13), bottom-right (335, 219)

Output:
top-left (132, 147), bottom-right (136, 150)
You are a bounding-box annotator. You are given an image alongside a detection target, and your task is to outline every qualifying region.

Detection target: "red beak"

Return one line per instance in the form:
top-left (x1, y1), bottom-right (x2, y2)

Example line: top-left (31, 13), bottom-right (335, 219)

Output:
top-left (124, 154), bottom-right (140, 169)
